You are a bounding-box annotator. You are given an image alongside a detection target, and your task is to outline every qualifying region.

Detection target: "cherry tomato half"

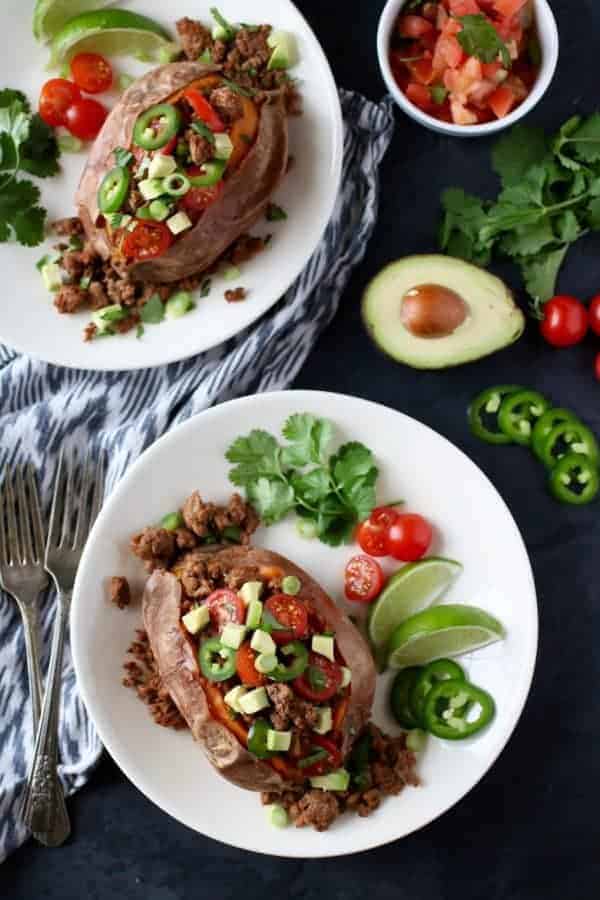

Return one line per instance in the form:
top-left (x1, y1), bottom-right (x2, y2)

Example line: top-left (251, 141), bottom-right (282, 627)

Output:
top-left (70, 53), bottom-right (113, 94)
top-left (356, 519), bottom-right (388, 557)
top-left (39, 78), bottom-right (81, 127)
top-left (344, 555), bottom-right (385, 604)
top-left (64, 98), bottom-right (108, 140)
top-left (294, 652), bottom-right (343, 703)
top-left (588, 295), bottom-right (600, 337)
top-left (206, 589), bottom-right (245, 631)
top-left (122, 220), bottom-right (173, 261)
top-left (300, 735), bottom-right (343, 776)
top-left (236, 641), bottom-right (268, 687)
top-left (540, 295), bottom-right (589, 348)
top-left (180, 180), bottom-right (224, 222)
top-left (386, 514), bottom-right (433, 562)
top-left (264, 594), bottom-right (309, 645)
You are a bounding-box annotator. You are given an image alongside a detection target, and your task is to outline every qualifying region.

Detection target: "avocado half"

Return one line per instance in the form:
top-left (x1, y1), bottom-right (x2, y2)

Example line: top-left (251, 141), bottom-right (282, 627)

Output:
top-left (362, 255), bottom-right (525, 370)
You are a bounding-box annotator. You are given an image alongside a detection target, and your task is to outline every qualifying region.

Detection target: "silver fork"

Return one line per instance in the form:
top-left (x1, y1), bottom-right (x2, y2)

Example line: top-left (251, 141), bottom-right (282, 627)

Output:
top-left (21, 450), bottom-right (105, 846)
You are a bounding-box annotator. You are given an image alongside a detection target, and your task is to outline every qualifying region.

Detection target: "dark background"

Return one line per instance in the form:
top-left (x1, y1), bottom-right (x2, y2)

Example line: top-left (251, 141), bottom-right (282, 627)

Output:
top-left (4, 1), bottom-right (599, 897)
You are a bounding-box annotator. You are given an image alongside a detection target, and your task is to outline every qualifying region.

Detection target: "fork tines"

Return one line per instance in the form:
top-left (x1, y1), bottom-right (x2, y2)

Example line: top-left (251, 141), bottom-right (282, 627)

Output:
top-left (46, 450), bottom-right (105, 556)
top-left (0, 466), bottom-right (46, 569)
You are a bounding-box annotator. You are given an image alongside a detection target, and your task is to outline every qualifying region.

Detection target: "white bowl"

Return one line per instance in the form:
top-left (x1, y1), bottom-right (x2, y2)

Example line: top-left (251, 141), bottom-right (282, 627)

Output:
top-left (377, 0), bottom-right (559, 137)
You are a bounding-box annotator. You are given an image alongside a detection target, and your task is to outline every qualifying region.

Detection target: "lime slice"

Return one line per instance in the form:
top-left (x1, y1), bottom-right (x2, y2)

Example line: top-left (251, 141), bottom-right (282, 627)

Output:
top-left (33, 0), bottom-right (112, 44)
top-left (50, 9), bottom-right (175, 66)
top-left (388, 605), bottom-right (505, 670)
top-left (368, 557), bottom-right (463, 651)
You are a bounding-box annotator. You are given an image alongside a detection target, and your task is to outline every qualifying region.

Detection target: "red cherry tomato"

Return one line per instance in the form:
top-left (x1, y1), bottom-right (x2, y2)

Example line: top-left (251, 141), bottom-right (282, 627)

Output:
top-left (70, 53), bottom-right (113, 94)
top-left (398, 15), bottom-right (434, 38)
top-left (264, 594), bottom-right (309, 645)
top-left (236, 641), bottom-right (268, 687)
top-left (344, 555), bottom-right (385, 604)
top-left (595, 352), bottom-right (600, 382)
top-left (386, 514), bottom-right (433, 562)
top-left (39, 78), bottom-right (82, 127)
top-left (293, 653), bottom-right (343, 703)
top-left (180, 179), bottom-right (224, 222)
top-left (122, 221), bottom-right (173, 261)
top-left (300, 735), bottom-right (343, 776)
top-left (588, 295), bottom-right (600, 337)
top-left (370, 506), bottom-right (400, 529)
top-left (64, 98), bottom-right (108, 140)
top-left (356, 520), bottom-right (388, 557)
top-left (206, 589), bottom-right (245, 631)
top-left (540, 295), bottom-right (589, 348)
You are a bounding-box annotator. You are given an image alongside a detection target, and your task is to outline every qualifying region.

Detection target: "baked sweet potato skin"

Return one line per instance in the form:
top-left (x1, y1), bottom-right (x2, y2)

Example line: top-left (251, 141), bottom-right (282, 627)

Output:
top-left (76, 62), bottom-right (289, 283)
top-left (142, 546), bottom-right (377, 792)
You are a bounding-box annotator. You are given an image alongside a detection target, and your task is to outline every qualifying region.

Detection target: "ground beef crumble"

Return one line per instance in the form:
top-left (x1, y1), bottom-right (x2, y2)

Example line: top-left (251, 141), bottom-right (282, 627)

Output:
top-left (225, 287), bottom-right (247, 303)
top-left (266, 684), bottom-right (319, 732)
top-left (110, 576), bottom-right (131, 609)
top-left (123, 629), bottom-right (186, 730)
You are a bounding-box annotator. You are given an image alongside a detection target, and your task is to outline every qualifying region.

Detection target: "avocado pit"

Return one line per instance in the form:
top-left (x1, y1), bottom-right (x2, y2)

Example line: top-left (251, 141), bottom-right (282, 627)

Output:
top-left (401, 283), bottom-right (468, 339)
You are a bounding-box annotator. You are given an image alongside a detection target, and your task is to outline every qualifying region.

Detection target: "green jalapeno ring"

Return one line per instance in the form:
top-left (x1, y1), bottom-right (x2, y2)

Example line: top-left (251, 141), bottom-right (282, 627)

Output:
top-left (497, 390), bottom-right (550, 446)
top-left (188, 159), bottom-right (227, 187)
top-left (539, 421), bottom-right (600, 470)
top-left (133, 103), bottom-right (182, 151)
top-left (423, 678), bottom-right (495, 740)
top-left (468, 385), bottom-right (525, 445)
top-left (390, 666), bottom-right (423, 729)
top-left (98, 166), bottom-right (131, 214)
top-left (409, 659), bottom-right (465, 728)
top-left (198, 637), bottom-right (237, 682)
top-left (247, 719), bottom-right (276, 759)
top-left (531, 408), bottom-right (581, 461)
top-left (163, 172), bottom-right (191, 197)
top-left (548, 453), bottom-right (600, 506)
top-left (269, 641), bottom-right (309, 683)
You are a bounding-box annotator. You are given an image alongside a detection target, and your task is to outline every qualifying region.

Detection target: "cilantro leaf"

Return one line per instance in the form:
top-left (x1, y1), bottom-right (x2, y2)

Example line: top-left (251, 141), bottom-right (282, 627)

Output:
top-left (520, 246), bottom-right (568, 305)
top-left (564, 113), bottom-right (600, 164)
top-left (281, 413), bottom-right (333, 467)
top-left (340, 470), bottom-right (378, 524)
top-left (331, 442), bottom-right (377, 487)
top-left (0, 219), bottom-right (10, 242)
top-left (0, 89), bottom-right (29, 112)
top-left (266, 203), bottom-right (287, 222)
top-left (139, 293), bottom-right (165, 324)
top-left (587, 197), bottom-right (600, 230)
top-left (457, 15), bottom-right (511, 68)
top-left (552, 116), bottom-right (584, 171)
top-left (114, 147), bottom-right (134, 167)
top-left (554, 210), bottom-right (581, 244)
top-left (291, 468), bottom-right (330, 508)
top-left (316, 493), bottom-right (357, 547)
top-left (20, 114), bottom-right (60, 178)
top-left (0, 133), bottom-right (18, 173)
top-left (13, 205), bottom-right (46, 246)
top-left (247, 477), bottom-right (295, 525)
top-left (226, 430), bottom-right (282, 486)
top-left (0, 179), bottom-right (40, 220)
top-left (499, 220), bottom-right (555, 258)
top-left (492, 125), bottom-right (549, 187)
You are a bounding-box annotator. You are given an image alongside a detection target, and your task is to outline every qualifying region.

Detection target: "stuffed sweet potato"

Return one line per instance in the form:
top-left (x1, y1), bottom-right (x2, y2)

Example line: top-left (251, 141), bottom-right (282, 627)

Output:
top-left (76, 62), bottom-right (288, 283)
top-left (142, 546), bottom-right (376, 792)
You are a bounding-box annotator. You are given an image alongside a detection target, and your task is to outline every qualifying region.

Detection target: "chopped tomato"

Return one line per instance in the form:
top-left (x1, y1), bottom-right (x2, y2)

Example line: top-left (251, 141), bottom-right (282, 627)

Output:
top-left (70, 53), bottom-right (113, 94)
top-left (432, 31), bottom-right (464, 73)
top-left (207, 589), bottom-right (245, 631)
top-left (488, 84), bottom-right (516, 118)
top-left (294, 653), bottom-right (343, 703)
top-left (39, 79), bottom-right (81, 128)
top-left (469, 79), bottom-right (497, 106)
top-left (436, 4), bottom-right (450, 30)
top-left (344, 555), bottom-right (385, 604)
top-left (406, 82), bottom-right (434, 112)
top-left (494, 0), bottom-right (529, 17)
top-left (410, 58), bottom-right (435, 85)
top-left (64, 98), bottom-right (107, 140)
top-left (122, 220), bottom-right (172, 261)
top-left (444, 57), bottom-right (483, 97)
top-left (184, 88), bottom-right (226, 132)
top-left (236, 641), bottom-right (268, 687)
top-left (448, 0), bottom-right (481, 14)
top-left (482, 62), bottom-right (506, 81)
top-left (422, 2), bottom-right (439, 21)
top-left (264, 594), bottom-right (309, 645)
top-left (300, 735), bottom-right (343, 777)
top-left (398, 15), bottom-right (434, 38)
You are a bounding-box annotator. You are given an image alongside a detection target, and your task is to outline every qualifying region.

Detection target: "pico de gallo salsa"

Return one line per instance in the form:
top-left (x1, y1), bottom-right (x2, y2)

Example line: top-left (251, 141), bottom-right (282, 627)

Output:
top-left (389, 0), bottom-right (541, 126)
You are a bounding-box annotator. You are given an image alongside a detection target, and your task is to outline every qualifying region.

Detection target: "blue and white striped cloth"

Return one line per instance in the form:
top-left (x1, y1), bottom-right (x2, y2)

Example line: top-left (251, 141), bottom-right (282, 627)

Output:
top-left (0, 90), bottom-right (394, 862)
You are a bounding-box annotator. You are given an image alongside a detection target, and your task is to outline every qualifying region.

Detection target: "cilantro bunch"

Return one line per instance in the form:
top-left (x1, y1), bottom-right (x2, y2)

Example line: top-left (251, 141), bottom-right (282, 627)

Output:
top-left (226, 414), bottom-right (379, 546)
top-left (0, 89), bottom-right (60, 247)
top-left (440, 114), bottom-right (600, 309)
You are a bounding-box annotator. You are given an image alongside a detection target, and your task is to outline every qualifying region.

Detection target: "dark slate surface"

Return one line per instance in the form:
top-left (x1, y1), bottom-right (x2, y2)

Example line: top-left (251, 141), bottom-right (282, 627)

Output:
top-left (4, 1), bottom-right (598, 897)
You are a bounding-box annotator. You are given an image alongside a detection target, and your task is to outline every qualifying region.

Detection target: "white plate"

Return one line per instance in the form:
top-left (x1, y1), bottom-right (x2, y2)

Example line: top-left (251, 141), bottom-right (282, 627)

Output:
top-left (72, 391), bottom-right (538, 857)
top-left (0, 1), bottom-right (342, 370)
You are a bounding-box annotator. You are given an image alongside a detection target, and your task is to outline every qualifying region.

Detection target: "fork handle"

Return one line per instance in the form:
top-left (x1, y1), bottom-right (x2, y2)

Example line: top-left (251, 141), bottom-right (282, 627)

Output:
top-left (21, 590), bottom-right (72, 846)
top-left (17, 600), bottom-right (43, 731)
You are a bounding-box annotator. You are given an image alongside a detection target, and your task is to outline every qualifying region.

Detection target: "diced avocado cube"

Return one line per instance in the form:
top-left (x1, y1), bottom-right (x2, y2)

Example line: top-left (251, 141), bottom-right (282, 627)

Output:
top-left (224, 685), bottom-right (248, 713)
top-left (251, 629), bottom-right (276, 656)
top-left (312, 634), bottom-right (335, 662)
top-left (148, 154), bottom-right (177, 179)
top-left (267, 31), bottom-right (298, 70)
top-left (406, 729), bottom-right (427, 753)
top-left (214, 133), bottom-right (234, 160)
top-left (167, 211), bottom-right (193, 235)
top-left (182, 605), bottom-right (210, 635)
top-left (238, 687), bottom-right (270, 715)
top-left (255, 653), bottom-right (278, 674)
top-left (221, 623), bottom-right (246, 650)
top-left (41, 262), bottom-right (62, 292)
top-left (340, 667), bottom-right (352, 688)
top-left (245, 598), bottom-right (263, 630)
top-left (266, 804), bottom-right (289, 828)
top-left (266, 729), bottom-right (292, 752)
top-left (240, 581), bottom-right (264, 606)
top-left (281, 575), bottom-right (301, 596)
top-left (313, 707), bottom-right (332, 735)
top-left (139, 178), bottom-right (165, 201)
top-left (309, 769), bottom-right (351, 792)
top-left (165, 291), bottom-right (193, 320)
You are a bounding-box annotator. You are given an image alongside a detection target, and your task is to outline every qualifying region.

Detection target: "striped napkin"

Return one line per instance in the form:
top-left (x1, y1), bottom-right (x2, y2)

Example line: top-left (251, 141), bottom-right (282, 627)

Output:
top-left (0, 89), bottom-right (394, 862)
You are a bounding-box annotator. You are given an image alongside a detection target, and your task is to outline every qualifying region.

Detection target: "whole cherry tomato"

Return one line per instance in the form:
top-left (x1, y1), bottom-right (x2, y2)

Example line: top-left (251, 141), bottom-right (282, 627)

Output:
top-left (386, 514), bottom-right (433, 562)
top-left (540, 295), bottom-right (589, 348)
top-left (64, 98), bottom-right (108, 140)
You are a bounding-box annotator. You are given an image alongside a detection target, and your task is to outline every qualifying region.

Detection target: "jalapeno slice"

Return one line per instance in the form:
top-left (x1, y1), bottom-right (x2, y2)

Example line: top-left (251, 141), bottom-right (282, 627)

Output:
top-left (98, 166), bottom-right (131, 214)
top-left (468, 385), bottom-right (524, 444)
top-left (410, 659), bottom-right (465, 727)
top-left (270, 640), bottom-right (309, 683)
top-left (198, 637), bottom-right (237, 682)
top-left (532, 408), bottom-right (581, 461)
top-left (247, 718), bottom-right (275, 759)
top-left (133, 103), bottom-right (182, 151)
top-left (390, 666), bottom-right (423, 729)
top-left (423, 679), bottom-right (495, 740)
top-left (548, 453), bottom-right (600, 505)
top-left (497, 390), bottom-right (550, 445)
top-left (539, 421), bottom-right (600, 470)
top-left (188, 159), bottom-right (226, 187)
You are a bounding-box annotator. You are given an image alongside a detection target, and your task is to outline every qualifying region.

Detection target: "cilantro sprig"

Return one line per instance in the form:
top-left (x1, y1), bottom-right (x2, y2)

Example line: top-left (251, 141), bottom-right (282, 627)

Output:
top-left (439, 113), bottom-right (600, 309)
top-left (226, 414), bottom-right (379, 546)
top-left (457, 14), bottom-right (512, 69)
top-left (0, 89), bottom-right (60, 247)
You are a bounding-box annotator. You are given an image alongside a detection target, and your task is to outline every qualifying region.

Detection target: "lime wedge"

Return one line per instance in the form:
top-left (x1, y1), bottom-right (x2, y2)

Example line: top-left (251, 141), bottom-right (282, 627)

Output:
top-left (368, 557), bottom-right (463, 651)
top-left (33, 0), bottom-right (112, 44)
top-left (388, 605), bottom-right (505, 670)
top-left (50, 9), bottom-right (175, 66)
